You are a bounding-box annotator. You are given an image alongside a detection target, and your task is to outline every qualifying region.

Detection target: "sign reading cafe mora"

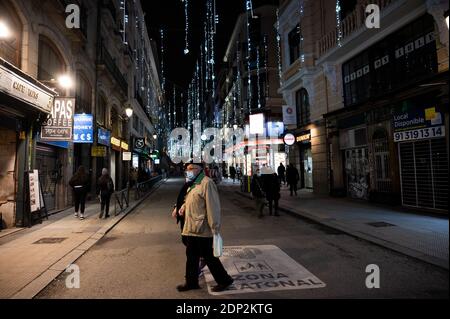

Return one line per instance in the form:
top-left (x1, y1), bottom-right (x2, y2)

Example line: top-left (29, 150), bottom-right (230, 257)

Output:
top-left (41, 98), bottom-right (75, 141)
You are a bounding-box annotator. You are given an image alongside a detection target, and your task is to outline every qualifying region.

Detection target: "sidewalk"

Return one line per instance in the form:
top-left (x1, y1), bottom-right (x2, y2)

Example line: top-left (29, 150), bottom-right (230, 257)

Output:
top-left (225, 178), bottom-right (449, 270)
top-left (0, 179), bottom-right (165, 299)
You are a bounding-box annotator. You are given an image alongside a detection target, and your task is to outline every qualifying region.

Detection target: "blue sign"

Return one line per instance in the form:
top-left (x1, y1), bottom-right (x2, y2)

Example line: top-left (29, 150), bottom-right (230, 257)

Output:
top-left (98, 128), bottom-right (111, 146)
top-left (267, 122), bottom-right (285, 137)
top-left (73, 114), bottom-right (93, 144)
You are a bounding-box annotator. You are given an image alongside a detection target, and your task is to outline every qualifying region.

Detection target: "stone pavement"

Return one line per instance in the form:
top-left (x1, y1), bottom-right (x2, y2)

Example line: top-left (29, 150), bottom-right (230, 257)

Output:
top-left (222, 178), bottom-right (449, 270)
top-left (0, 179), bottom-right (165, 299)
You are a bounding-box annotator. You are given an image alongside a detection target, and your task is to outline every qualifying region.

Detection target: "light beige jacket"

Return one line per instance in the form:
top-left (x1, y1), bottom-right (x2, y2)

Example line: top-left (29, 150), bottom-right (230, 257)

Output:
top-left (181, 173), bottom-right (221, 238)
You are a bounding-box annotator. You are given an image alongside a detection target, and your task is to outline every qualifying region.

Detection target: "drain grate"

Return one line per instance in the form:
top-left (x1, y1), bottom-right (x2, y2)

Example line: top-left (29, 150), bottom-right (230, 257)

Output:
top-left (33, 237), bottom-right (67, 244)
top-left (367, 222), bottom-right (396, 228)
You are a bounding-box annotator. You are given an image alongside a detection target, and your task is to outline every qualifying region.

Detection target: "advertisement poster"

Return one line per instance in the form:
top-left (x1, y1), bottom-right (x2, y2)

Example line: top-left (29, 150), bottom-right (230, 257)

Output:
top-left (73, 114), bottom-right (94, 143)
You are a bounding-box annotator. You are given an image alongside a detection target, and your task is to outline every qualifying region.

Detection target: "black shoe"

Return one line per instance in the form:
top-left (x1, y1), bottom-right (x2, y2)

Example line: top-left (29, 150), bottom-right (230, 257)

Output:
top-left (177, 283), bottom-right (200, 292)
top-left (105, 215), bottom-right (110, 219)
top-left (212, 279), bottom-right (234, 292)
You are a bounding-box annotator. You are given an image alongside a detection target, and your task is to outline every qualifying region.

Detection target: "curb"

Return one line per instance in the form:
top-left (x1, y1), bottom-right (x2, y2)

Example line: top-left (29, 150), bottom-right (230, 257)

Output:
top-left (11, 179), bottom-right (167, 299)
top-left (235, 191), bottom-right (449, 271)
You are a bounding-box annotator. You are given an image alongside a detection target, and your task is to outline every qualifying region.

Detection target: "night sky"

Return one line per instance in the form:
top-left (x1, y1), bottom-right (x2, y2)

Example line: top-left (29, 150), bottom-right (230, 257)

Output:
top-left (143, 0), bottom-right (279, 91)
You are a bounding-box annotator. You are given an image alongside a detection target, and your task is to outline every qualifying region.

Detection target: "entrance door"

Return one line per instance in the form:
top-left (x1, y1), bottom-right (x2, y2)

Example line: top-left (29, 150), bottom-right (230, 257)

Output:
top-left (35, 144), bottom-right (58, 211)
top-left (345, 148), bottom-right (369, 200)
top-left (303, 147), bottom-right (313, 189)
top-left (399, 138), bottom-right (448, 211)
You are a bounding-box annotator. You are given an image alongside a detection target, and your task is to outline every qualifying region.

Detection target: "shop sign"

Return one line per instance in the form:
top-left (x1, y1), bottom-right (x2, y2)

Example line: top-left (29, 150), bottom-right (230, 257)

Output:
top-left (41, 97), bottom-right (74, 141)
top-left (282, 105), bottom-right (297, 126)
top-left (250, 113), bottom-right (265, 135)
top-left (267, 122), bottom-right (285, 137)
top-left (283, 133), bottom-right (296, 146)
top-left (98, 128), bottom-right (111, 146)
top-left (28, 170), bottom-right (41, 213)
top-left (134, 138), bottom-right (145, 150)
top-left (111, 137), bottom-right (121, 151)
top-left (91, 146), bottom-right (107, 157)
top-left (123, 152), bottom-right (132, 161)
top-left (296, 133), bottom-right (311, 143)
top-left (393, 106), bottom-right (445, 142)
top-left (121, 141), bottom-right (129, 151)
top-left (0, 63), bottom-right (54, 113)
top-left (73, 114), bottom-right (93, 143)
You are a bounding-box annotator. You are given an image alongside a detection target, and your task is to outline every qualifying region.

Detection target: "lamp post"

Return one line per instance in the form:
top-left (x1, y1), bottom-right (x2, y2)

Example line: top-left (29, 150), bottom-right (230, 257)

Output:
top-left (125, 106), bottom-right (133, 198)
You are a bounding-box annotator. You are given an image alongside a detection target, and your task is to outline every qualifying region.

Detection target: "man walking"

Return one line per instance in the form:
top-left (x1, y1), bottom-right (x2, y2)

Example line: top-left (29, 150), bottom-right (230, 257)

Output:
top-left (286, 164), bottom-right (300, 196)
top-left (177, 163), bottom-right (234, 292)
top-left (251, 169), bottom-right (266, 218)
top-left (264, 173), bottom-right (281, 216)
top-left (277, 163), bottom-right (286, 186)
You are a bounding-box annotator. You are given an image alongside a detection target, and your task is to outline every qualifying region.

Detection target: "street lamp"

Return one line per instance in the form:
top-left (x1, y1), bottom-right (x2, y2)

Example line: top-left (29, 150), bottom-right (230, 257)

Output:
top-left (125, 107), bottom-right (133, 118)
top-left (0, 20), bottom-right (11, 39)
top-left (153, 134), bottom-right (157, 140)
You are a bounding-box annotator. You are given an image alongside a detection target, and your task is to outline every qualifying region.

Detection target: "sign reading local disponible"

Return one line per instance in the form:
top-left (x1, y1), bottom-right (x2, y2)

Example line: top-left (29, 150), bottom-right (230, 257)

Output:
top-left (40, 97), bottom-right (74, 141)
top-left (393, 106), bottom-right (445, 142)
top-left (204, 245), bottom-right (326, 295)
top-left (73, 114), bottom-right (93, 143)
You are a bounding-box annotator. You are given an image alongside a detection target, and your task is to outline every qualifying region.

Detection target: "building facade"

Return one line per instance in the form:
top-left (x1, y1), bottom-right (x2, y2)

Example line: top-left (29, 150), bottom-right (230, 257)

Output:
top-left (278, 0), bottom-right (449, 211)
top-left (0, 0), bottom-right (163, 229)
top-left (219, 5), bottom-right (284, 176)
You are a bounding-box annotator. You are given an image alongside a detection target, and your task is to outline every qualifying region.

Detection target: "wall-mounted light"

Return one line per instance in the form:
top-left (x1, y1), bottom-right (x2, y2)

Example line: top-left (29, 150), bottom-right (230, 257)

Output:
top-left (445, 9), bottom-right (449, 29)
top-left (125, 107), bottom-right (133, 118)
top-left (0, 20), bottom-right (11, 39)
top-left (57, 75), bottom-right (74, 89)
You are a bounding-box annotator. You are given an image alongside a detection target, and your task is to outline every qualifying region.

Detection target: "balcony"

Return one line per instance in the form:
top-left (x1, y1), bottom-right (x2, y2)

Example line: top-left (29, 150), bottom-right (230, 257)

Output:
top-left (317, 0), bottom-right (395, 58)
top-left (97, 42), bottom-right (128, 94)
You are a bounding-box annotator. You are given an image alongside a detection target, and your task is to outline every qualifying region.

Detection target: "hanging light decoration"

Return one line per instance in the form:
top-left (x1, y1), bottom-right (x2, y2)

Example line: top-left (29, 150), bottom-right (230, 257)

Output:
top-left (276, 9), bottom-right (282, 87)
top-left (245, 0), bottom-right (253, 114)
top-left (182, 0), bottom-right (190, 54)
top-left (336, 0), bottom-right (343, 47)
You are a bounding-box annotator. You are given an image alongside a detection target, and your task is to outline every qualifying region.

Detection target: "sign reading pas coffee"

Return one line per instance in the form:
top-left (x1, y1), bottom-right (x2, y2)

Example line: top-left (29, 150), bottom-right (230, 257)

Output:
top-left (41, 98), bottom-right (75, 141)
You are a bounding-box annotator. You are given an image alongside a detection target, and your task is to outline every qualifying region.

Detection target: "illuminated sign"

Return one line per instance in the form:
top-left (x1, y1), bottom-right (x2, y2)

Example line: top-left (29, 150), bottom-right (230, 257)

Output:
top-left (121, 141), bottom-right (129, 151)
top-left (250, 113), bottom-right (265, 135)
top-left (41, 97), bottom-right (74, 141)
top-left (296, 133), bottom-right (311, 143)
top-left (283, 134), bottom-right (296, 146)
top-left (111, 137), bottom-right (121, 151)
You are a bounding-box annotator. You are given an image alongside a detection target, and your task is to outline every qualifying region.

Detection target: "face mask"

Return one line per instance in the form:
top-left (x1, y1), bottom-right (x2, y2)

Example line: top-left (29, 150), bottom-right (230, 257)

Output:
top-left (186, 171), bottom-right (196, 181)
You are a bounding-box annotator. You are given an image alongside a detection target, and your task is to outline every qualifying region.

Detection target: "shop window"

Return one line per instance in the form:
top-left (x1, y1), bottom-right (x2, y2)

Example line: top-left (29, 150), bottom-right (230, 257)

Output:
top-left (0, 1), bottom-right (22, 68)
top-left (295, 88), bottom-right (310, 127)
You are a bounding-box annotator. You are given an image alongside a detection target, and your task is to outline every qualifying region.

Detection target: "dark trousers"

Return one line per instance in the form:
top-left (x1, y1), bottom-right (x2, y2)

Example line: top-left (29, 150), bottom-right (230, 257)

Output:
top-left (100, 194), bottom-right (111, 218)
top-left (185, 236), bottom-right (232, 286)
top-left (289, 183), bottom-right (298, 195)
top-left (268, 199), bottom-right (279, 215)
top-left (73, 188), bottom-right (87, 214)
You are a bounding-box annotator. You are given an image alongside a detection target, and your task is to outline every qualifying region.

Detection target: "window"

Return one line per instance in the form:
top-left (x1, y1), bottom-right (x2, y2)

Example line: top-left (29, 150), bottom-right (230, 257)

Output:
top-left (111, 107), bottom-right (119, 136)
top-left (342, 14), bottom-right (438, 107)
top-left (288, 25), bottom-right (301, 65)
top-left (76, 73), bottom-right (92, 114)
top-left (296, 89), bottom-right (310, 127)
top-left (0, 1), bottom-right (22, 67)
top-left (97, 95), bottom-right (107, 126)
top-left (38, 36), bottom-right (66, 82)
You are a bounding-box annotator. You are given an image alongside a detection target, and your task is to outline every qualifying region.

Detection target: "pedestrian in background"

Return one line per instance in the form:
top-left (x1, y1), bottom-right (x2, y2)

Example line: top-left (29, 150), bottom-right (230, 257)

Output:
top-left (97, 168), bottom-right (114, 219)
top-left (264, 172), bottom-right (281, 216)
top-left (176, 162), bottom-right (234, 293)
top-left (277, 163), bottom-right (286, 186)
top-left (229, 166), bottom-right (236, 183)
top-left (69, 166), bottom-right (89, 220)
top-left (251, 169), bottom-right (266, 218)
top-left (286, 164), bottom-right (300, 196)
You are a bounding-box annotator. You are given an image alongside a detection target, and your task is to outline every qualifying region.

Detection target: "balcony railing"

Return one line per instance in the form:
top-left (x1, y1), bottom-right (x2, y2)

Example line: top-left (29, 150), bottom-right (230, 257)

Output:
top-left (98, 41), bottom-right (128, 94)
top-left (317, 0), bottom-right (395, 58)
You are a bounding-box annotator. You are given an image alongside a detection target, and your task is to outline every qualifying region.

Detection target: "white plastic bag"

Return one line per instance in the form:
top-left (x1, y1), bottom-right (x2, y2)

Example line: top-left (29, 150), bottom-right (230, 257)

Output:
top-left (213, 233), bottom-right (223, 257)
